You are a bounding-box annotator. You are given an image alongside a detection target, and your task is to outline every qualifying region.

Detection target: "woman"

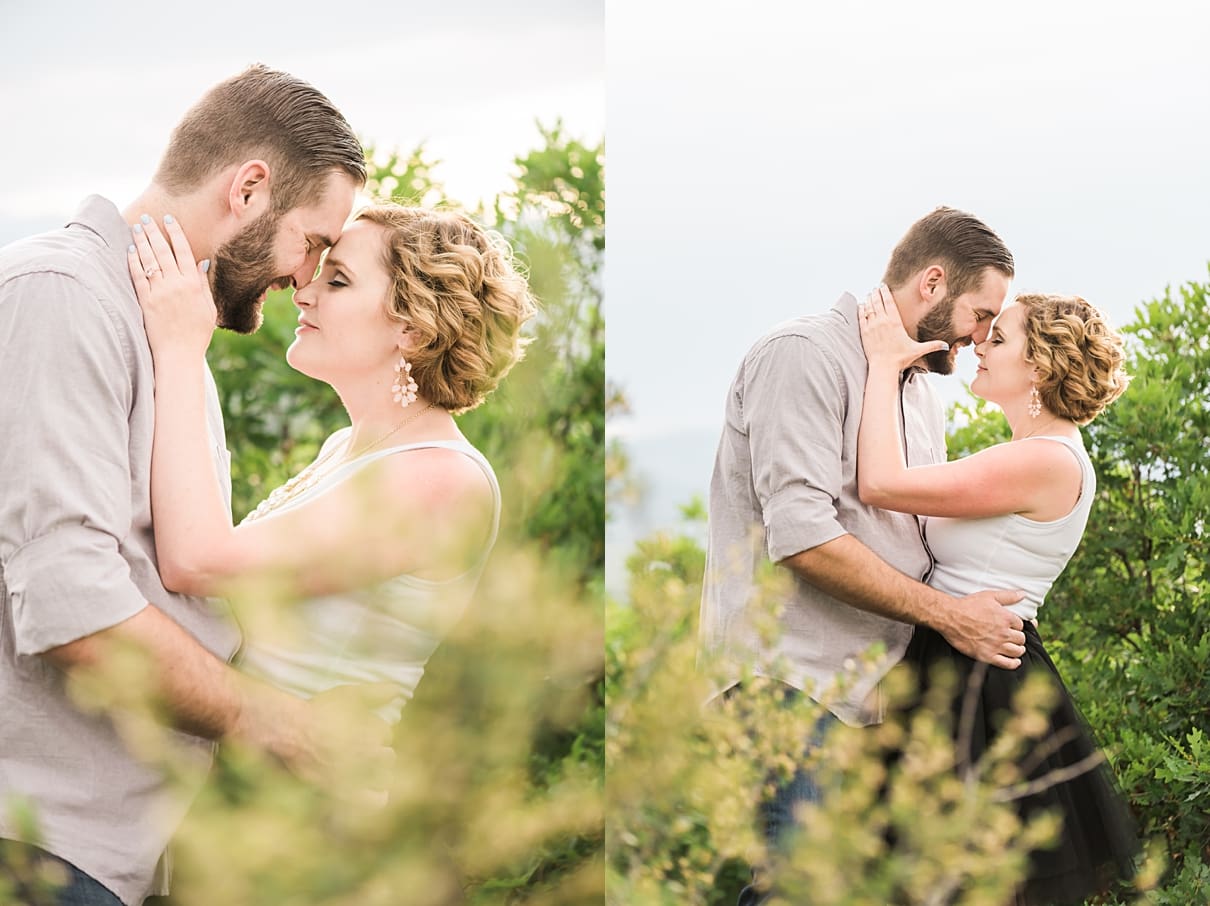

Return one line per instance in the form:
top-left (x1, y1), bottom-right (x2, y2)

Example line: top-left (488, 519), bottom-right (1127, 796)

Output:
top-left (127, 203), bottom-right (536, 722)
top-left (856, 285), bottom-right (1138, 904)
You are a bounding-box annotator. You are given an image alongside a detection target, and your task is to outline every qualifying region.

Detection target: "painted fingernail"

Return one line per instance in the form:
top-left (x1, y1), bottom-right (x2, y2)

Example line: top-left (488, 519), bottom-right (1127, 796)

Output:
top-left (140, 214), bottom-right (151, 225)
top-left (200, 259), bottom-right (211, 274)
top-left (164, 214), bottom-right (175, 224)
top-left (128, 244), bottom-right (136, 254)
top-left (133, 223), bottom-right (143, 234)
top-left (938, 342), bottom-right (951, 350)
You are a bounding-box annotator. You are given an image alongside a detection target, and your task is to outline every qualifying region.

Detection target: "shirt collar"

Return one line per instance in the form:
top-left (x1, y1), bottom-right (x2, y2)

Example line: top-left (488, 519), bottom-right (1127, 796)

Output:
top-left (838, 288), bottom-right (928, 379)
top-left (66, 195), bottom-right (131, 256)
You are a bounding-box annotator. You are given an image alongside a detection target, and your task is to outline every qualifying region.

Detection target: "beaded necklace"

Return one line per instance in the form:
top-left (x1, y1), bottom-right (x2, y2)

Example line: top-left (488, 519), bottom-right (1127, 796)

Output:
top-left (240, 402), bottom-right (437, 524)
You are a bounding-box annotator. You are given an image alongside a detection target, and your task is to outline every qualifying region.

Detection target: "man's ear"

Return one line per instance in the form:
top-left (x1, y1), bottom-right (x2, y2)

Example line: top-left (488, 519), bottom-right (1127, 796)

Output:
top-left (918, 264), bottom-right (947, 305)
top-left (227, 160), bottom-right (272, 221)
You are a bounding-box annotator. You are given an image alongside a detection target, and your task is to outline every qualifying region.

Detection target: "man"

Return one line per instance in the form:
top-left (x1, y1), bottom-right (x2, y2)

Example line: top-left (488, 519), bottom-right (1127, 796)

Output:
top-left (0, 65), bottom-right (366, 905)
top-left (698, 207), bottom-right (1028, 898)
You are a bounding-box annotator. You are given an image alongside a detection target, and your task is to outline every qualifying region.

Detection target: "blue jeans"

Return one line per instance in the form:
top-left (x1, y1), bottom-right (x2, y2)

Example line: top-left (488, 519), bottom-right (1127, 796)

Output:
top-left (0, 842), bottom-right (123, 906)
top-left (732, 684), bottom-right (842, 906)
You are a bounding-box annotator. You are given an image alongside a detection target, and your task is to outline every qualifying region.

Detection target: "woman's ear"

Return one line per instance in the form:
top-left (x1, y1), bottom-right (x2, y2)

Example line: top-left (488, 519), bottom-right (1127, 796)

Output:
top-left (397, 323), bottom-right (419, 357)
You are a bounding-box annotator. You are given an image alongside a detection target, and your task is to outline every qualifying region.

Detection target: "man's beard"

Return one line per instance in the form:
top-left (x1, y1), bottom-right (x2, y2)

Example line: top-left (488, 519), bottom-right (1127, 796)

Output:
top-left (210, 209), bottom-right (288, 335)
top-left (916, 295), bottom-right (961, 374)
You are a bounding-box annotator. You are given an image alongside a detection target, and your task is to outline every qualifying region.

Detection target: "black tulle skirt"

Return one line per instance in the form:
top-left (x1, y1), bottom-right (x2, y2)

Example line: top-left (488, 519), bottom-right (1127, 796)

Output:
top-left (893, 622), bottom-right (1141, 906)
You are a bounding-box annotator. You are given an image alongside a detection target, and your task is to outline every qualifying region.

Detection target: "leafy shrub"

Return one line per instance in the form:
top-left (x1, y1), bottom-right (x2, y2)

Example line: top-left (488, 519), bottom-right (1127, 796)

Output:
top-left (607, 273), bottom-right (1210, 903)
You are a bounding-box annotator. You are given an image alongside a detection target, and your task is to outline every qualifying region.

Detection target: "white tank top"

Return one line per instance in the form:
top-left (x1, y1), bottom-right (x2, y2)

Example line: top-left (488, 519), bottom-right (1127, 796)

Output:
top-left (239, 431), bottom-right (501, 722)
top-left (924, 435), bottom-right (1094, 622)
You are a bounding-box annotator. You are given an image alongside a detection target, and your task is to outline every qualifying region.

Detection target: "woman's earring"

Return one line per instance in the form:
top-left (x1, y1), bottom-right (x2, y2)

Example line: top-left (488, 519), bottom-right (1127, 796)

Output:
top-left (392, 354), bottom-right (418, 409)
top-left (1028, 384), bottom-right (1042, 418)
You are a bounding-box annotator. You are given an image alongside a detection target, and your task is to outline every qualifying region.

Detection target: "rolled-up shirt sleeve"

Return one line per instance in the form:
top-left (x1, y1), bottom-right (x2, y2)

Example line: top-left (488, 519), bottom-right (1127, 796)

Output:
top-left (0, 272), bottom-right (148, 655)
top-left (743, 334), bottom-right (848, 562)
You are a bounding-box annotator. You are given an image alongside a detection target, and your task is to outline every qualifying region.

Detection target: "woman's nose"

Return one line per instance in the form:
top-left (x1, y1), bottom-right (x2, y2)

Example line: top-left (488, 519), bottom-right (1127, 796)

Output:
top-left (293, 284), bottom-right (315, 308)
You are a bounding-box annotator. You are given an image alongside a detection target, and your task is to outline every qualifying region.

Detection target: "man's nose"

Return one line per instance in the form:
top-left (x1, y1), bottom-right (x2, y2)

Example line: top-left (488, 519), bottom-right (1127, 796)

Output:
top-left (290, 248), bottom-right (324, 290)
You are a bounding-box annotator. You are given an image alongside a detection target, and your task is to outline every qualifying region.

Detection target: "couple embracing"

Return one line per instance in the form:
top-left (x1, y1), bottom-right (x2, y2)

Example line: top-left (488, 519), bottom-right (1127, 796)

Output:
top-left (701, 207), bottom-right (1140, 905)
top-left (0, 66), bottom-right (535, 905)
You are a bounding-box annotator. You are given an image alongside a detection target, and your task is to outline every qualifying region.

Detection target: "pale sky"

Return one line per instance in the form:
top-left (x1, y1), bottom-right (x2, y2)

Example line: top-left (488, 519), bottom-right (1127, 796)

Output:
top-left (0, 0), bottom-right (604, 242)
top-left (604, 0), bottom-right (1210, 590)
top-left (607, 0), bottom-right (1210, 439)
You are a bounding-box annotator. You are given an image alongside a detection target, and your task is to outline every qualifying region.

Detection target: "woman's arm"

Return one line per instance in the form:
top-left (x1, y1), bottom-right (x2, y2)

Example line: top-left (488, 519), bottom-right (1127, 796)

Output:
top-left (145, 347), bottom-right (243, 593)
top-left (855, 286), bottom-right (1079, 520)
top-left (129, 216), bottom-right (242, 592)
top-left (129, 218), bottom-right (493, 597)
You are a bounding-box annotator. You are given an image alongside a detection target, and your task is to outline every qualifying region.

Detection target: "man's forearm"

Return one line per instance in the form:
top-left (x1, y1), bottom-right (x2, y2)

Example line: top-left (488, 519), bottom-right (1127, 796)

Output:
top-left (781, 533), bottom-right (951, 630)
top-left (782, 534), bottom-right (1027, 669)
top-left (44, 604), bottom-right (295, 743)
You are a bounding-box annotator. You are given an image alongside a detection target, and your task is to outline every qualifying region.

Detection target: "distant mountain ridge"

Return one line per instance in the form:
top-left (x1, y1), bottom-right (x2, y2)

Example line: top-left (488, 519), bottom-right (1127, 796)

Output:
top-left (607, 425), bottom-right (718, 596)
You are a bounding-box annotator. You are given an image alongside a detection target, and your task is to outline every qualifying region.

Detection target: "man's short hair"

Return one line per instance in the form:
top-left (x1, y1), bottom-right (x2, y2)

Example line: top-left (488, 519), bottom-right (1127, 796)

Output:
top-left (883, 206), bottom-right (1014, 298)
top-left (154, 63), bottom-right (367, 211)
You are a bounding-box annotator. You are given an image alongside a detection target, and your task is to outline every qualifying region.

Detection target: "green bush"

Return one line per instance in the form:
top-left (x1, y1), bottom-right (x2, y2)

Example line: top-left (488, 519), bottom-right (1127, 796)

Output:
top-left (606, 529), bottom-right (1094, 905)
top-left (1, 127), bottom-right (605, 905)
top-left (607, 273), bottom-right (1210, 903)
top-left (1044, 274), bottom-right (1210, 903)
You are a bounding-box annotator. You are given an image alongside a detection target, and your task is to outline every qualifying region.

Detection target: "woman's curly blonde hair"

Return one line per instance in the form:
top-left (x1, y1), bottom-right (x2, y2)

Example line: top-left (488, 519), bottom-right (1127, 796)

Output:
top-left (1016, 293), bottom-right (1129, 425)
top-left (356, 204), bottom-right (537, 414)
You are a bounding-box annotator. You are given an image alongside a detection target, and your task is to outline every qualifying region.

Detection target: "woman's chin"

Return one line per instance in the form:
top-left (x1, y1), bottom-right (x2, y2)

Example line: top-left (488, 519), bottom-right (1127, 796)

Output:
top-left (284, 344), bottom-right (317, 379)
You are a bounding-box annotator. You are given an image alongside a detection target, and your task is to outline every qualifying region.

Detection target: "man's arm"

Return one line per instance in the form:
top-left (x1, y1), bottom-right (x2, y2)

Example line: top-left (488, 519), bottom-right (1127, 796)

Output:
top-left (0, 271), bottom-right (320, 767)
top-left (783, 535), bottom-right (1026, 669)
top-left (43, 605), bottom-right (316, 761)
top-left (741, 329), bottom-right (1025, 668)
top-left (47, 606), bottom-right (393, 786)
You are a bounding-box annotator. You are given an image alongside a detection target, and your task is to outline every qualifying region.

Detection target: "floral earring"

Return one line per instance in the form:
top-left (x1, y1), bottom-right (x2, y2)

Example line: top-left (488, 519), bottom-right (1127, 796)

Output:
top-left (1028, 384), bottom-right (1042, 418)
top-left (392, 353), bottom-right (418, 409)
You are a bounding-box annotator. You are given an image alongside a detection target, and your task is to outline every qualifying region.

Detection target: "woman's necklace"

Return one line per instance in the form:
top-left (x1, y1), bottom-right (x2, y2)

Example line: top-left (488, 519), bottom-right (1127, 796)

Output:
top-left (241, 402), bottom-right (437, 524)
top-left (1018, 417), bottom-right (1066, 441)
top-left (345, 401), bottom-right (437, 461)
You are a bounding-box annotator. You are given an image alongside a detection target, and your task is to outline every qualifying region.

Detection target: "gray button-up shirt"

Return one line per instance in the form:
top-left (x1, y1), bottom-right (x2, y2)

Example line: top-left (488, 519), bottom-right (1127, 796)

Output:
top-left (699, 292), bottom-right (946, 726)
top-left (0, 196), bottom-right (240, 905)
